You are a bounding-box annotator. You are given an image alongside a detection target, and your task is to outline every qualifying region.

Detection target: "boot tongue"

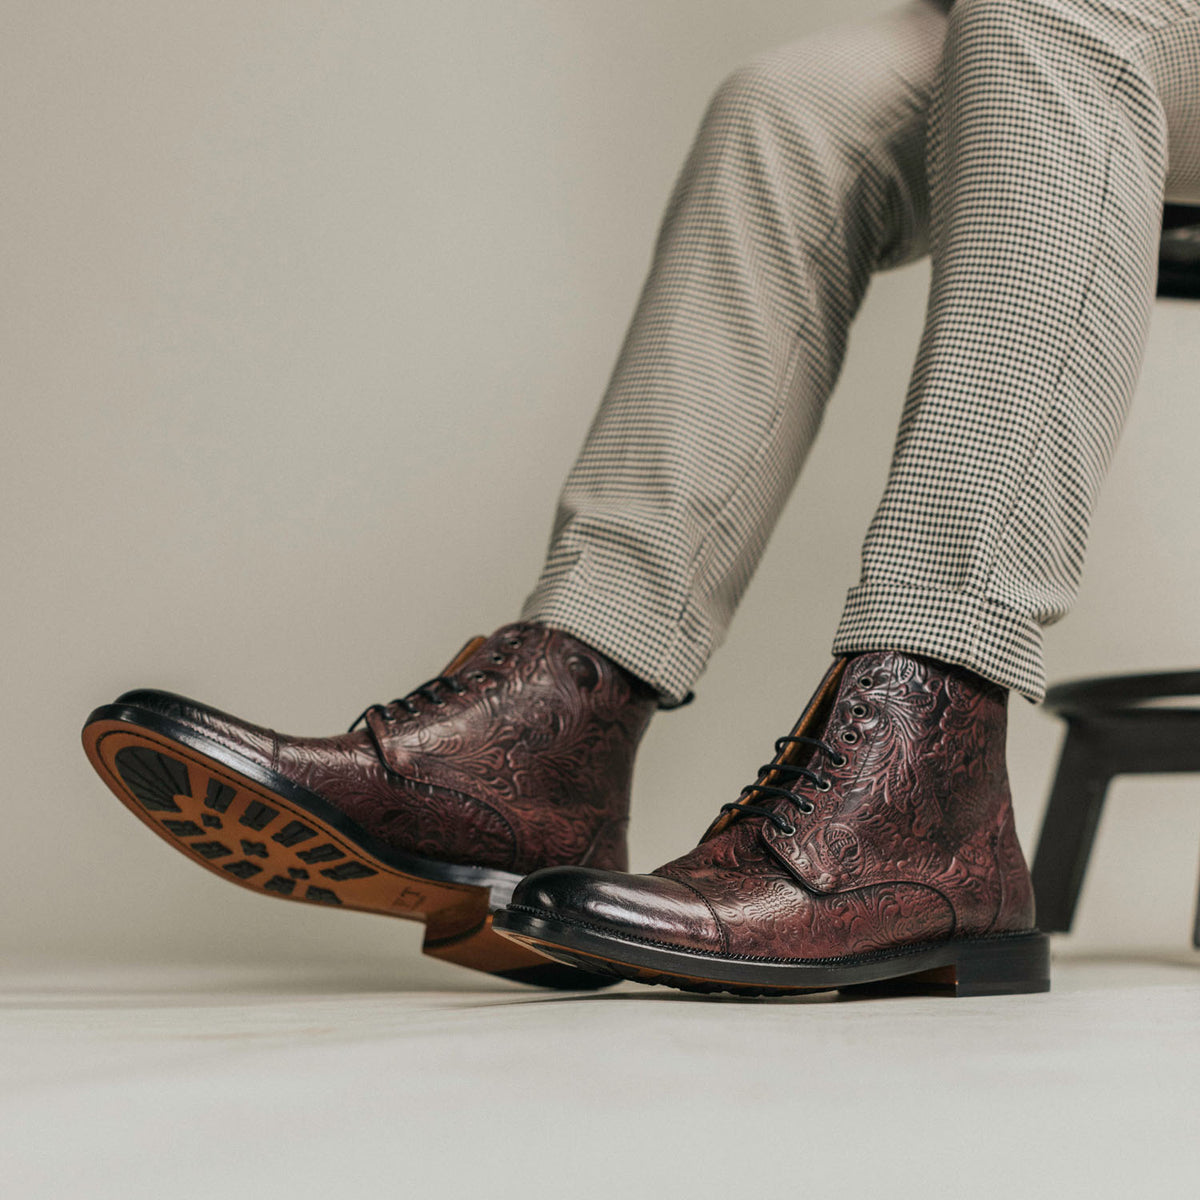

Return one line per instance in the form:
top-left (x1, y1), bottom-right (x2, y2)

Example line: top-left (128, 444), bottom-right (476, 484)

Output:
top-left (361, 633), bottom-right (490, 777)
top-left (440, 635), bottom-right (487, 675)
top-left (700, 655), bottom-right (850, 842)
top-left (438, 621), bottom-right (543, 677)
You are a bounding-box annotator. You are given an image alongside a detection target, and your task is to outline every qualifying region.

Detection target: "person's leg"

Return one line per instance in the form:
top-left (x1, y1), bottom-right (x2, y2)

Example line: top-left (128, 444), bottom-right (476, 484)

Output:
top-left (80, 2), bottom-right (953, 991)
top-left (523, 0), bottom-right (954, 705)
top-left (496, 0), bottom-right (1200, 997)
top-left (833, 0), bottom-right (1200, 703)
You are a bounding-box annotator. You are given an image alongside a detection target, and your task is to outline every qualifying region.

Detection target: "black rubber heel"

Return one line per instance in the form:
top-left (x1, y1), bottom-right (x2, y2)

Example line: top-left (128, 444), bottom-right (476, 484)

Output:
top-left (840, 932), bottom-right (1051, 998)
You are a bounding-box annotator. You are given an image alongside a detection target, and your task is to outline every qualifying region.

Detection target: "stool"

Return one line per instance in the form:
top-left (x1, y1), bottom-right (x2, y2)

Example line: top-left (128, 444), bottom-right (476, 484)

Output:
top-left (1158, 202), bottom-right (1200, 299)
top-left (1029, 203), bottom-right (1200, 947)
top-left (1030, 670), bottom-right (1200, 948)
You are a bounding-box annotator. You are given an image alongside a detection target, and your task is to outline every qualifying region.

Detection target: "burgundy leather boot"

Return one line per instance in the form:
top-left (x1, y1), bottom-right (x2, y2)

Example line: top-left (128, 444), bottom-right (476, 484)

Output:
top-left (82, 621), bottom-right (657, 988)
top-left (495, 650), bottom-right (1049, 996)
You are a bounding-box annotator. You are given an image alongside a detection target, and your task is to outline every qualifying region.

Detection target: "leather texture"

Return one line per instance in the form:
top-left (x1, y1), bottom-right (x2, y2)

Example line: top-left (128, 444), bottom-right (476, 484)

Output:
top-left (511, 650), bottom-right (1037, 959)
top-left (117, 622), bottom-right (658, 875)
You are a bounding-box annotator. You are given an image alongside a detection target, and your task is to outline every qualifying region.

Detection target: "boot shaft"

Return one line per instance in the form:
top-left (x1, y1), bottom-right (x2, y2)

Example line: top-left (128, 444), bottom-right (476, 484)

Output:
top-left (693, 650), bottom-right (1036, 936)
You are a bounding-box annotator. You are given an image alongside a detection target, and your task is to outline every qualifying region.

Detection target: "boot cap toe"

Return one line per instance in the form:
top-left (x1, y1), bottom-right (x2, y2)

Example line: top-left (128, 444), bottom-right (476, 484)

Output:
top-left (511, 866), bottom-right (725, 952)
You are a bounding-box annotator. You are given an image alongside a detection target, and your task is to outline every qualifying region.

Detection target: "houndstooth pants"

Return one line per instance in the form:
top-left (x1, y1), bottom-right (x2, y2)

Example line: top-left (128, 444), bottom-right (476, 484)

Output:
top-left (521, 0), bottom-right (1200, 706)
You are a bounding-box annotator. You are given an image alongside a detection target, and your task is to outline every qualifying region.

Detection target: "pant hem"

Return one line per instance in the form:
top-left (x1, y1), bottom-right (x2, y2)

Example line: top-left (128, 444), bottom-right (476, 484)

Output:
top-left (831, 579), bottom-right (1046, 703)
top-left (520, 569), bottom-right (705, 706)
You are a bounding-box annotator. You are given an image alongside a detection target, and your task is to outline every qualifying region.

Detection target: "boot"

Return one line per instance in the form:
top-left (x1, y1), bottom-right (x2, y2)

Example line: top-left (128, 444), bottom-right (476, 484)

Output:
top-left (82, 621), bottom-right (657, 987)
top-left (494, 650), bottom-right (1048, 997)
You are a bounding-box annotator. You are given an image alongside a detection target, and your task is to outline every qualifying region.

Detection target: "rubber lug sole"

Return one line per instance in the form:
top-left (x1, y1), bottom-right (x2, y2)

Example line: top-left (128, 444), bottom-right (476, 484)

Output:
top-left (492, 909), bottom-right (1051, 998)
top-left (81, 707), bottom-right (615, 991)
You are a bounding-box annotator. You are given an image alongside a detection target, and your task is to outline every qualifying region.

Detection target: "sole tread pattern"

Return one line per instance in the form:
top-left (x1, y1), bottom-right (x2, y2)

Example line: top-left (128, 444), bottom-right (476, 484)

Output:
top-left (82, 717), bottom-right (614, 991)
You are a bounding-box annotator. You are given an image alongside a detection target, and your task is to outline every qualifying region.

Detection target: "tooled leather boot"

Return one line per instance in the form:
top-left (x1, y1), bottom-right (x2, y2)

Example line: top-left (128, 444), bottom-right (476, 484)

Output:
top-left (81, 621), bottom-right (658, 988)
top-left (495, 650), bottom-right (1049, 997)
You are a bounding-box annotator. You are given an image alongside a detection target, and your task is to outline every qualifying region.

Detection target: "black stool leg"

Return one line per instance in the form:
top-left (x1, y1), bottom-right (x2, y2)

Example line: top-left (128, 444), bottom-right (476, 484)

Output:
top-left (1031, 724), bottom-right (1113, 932)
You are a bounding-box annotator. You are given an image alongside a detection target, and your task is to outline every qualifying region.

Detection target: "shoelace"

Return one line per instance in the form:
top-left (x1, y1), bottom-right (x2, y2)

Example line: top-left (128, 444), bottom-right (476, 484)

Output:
top-left (719, 734), bottom-right (846, 834)
top-left (347, 673), bottom-right (469, 733)
top-left (347, 631), bottom-right (531, 733)
top-left (349, 621), bottom-right (694, 727)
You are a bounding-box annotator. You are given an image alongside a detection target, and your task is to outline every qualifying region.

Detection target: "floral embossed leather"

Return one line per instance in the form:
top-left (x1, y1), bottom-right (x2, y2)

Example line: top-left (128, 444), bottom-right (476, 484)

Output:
top-left (498, 650), bottom-right (1043, 994)
top-left (118, 622), bottom-right (658, 875)
top-left (83, 621), bottom-right (659, 988)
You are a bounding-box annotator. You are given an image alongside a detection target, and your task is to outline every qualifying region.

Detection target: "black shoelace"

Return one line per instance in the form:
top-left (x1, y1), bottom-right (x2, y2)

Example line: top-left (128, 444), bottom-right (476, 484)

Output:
top-left (347, 673), bottom-right (469, 733)
top-left (347, 631), bottom-right (529, 733)
top-left (719, 734), bottom-right (846, 834)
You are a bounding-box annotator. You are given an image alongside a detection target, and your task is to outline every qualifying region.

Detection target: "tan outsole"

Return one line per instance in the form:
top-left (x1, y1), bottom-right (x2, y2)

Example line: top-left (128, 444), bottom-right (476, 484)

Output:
top-left (82, 718), bottom-right (587, 984)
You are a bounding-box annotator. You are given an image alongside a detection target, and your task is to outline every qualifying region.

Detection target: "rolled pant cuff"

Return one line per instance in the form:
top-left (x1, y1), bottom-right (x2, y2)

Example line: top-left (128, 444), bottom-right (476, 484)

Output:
top-left (831, 580), bottom-right (1047, 704)
top-left (520, 570), bottom-right (705, 708)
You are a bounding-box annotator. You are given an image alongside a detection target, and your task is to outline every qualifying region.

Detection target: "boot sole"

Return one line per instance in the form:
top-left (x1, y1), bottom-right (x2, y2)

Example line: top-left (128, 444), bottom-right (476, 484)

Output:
top-left (81, 702), bottom-right (616, 990)
top-left (493, 909), bottom-right (1051, 998)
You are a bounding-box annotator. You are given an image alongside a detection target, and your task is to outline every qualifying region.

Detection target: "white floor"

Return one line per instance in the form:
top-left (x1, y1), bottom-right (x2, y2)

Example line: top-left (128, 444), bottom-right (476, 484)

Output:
top-left (2, 952), bottom-right (1197, 1200)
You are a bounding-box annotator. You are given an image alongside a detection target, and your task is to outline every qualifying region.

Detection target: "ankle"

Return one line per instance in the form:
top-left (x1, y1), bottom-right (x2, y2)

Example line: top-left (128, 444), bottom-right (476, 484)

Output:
top-left (522, 619), bottom-right (684, 711)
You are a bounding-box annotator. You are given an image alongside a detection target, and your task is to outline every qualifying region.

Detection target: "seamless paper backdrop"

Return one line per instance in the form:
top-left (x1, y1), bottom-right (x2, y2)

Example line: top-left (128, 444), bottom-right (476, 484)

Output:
top-left (4, 0), bottom-right (1199, 979)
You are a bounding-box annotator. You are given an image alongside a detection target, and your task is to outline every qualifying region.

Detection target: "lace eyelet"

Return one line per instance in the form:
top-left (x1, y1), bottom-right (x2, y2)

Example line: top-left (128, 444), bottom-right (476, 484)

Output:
top-left (469, 671), bottom-right (486, 682)
top-left (858, 675), bottom-right (874, 689)
top-left (798, 800), bottom-right (816, 815)
top-left (841, 729), bottom-right (860, 744)
top-left (490, 652), bottom-right (505, 664)
top-left (776, 821), bottom-right (797, 837)
top-left (815, 777), bottom-right (832, 792)
top-left (850, 702), bottom-right (870, 718)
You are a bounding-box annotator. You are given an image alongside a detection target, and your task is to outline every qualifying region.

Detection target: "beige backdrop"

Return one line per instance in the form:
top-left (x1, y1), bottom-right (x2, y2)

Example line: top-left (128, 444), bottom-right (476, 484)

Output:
top-left (5, 0), bottom-right (1199, 984)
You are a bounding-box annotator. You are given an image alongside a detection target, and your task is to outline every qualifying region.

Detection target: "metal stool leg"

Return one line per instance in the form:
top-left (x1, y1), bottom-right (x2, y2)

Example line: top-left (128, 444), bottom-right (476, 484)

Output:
top-left (1031, 724), bottom-right (1114, 932)
top-left (1038, 669), bottom-right (1200, 945)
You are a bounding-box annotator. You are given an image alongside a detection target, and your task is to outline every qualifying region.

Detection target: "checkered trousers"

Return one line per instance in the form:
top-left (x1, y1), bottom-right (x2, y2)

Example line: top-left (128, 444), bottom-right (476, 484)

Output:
top-left (521, 0), bottom-right (1200, 705)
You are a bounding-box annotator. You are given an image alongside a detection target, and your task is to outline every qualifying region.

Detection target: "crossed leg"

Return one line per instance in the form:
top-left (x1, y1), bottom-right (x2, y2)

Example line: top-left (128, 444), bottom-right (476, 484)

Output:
top-left (523, 0), bottom-right (1200, 706)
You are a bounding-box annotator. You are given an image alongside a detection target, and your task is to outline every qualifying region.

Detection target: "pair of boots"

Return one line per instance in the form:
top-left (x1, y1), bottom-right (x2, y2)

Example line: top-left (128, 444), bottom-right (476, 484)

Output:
top-left (81, 621), bottom-right (1048, 996)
